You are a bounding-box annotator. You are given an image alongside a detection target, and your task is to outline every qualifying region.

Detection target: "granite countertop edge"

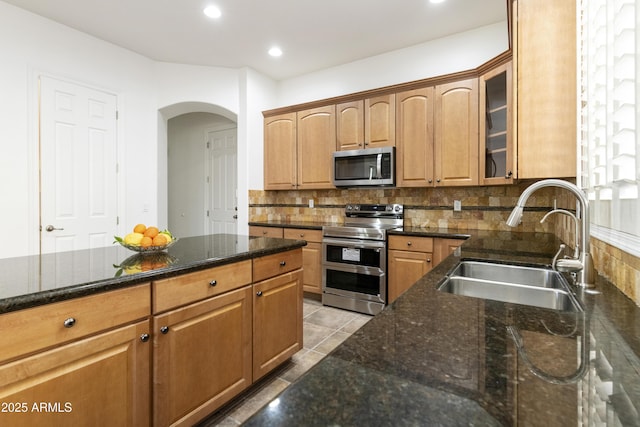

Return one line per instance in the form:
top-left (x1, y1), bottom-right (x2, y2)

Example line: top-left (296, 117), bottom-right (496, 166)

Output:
top-left (0, 237), bottom-right (306, 314)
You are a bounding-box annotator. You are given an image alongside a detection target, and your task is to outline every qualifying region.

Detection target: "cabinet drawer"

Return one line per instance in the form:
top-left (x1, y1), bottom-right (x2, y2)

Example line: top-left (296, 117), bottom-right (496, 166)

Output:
top-left (388, 235), bottom-right (434, 252)
top-left (153, 260), bottom-right (252, 313)
top-left (283, 228), bottom-right (322, 243)
top-left (249, 226), bottom-right (283, 238)
top-left (253, 249), bottom-right (303, 282)
top-left (0, 284), bottom-right (150, 363)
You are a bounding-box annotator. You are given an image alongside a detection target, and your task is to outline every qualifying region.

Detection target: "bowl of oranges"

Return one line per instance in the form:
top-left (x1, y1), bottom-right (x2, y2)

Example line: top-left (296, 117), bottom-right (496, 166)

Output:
top-left (114, 224), bottom-right (177, 253)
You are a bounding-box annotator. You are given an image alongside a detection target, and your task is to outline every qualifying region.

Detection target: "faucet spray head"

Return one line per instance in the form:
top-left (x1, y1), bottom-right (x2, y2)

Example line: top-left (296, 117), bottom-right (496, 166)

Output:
top-left (506, 206), bottom-right (524, 227)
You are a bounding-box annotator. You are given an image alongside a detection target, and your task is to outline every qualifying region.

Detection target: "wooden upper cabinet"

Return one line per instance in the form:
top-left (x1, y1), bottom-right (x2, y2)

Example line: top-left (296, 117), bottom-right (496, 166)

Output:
top-left (515, 0), bottom-right (577, 178)
top-left (337, 94), bottom-right (395, 150)
top-left (396, 87), bottom-right (435, 187)
top-left (264, 113), bottom-right (296, 190)
top-left (336, 100), bottom-right (364, 151)
top-left (365, 94), bottom-right (395, 148)
top-left (480, 61), bottom-right (515, 185)
top-left (296, 105), bottom-right (336, 189)
top-left (434, 78), bottom-right (479, 186)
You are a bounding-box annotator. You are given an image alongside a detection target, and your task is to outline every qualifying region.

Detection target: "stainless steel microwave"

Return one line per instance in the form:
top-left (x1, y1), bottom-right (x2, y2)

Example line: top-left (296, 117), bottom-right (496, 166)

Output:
top-left (332, 147), bottom-right (395, 187)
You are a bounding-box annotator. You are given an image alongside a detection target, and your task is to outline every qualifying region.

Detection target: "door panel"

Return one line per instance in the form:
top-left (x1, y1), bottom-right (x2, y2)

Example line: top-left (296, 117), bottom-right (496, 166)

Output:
top-left (207, 128), bottom-right (237, 235)
top-left (40, 76), bottom-right (118, 254)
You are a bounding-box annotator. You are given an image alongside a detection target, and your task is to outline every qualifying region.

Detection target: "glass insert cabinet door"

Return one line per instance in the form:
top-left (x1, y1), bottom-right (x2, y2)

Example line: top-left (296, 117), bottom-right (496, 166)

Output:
top-left (480, 61), bottom-right (514, 185)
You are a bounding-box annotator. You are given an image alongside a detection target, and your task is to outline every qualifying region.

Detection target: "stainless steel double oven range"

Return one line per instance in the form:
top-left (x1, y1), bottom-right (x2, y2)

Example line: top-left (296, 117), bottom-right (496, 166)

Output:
top-left (322, 204), bottom-right (403, 315)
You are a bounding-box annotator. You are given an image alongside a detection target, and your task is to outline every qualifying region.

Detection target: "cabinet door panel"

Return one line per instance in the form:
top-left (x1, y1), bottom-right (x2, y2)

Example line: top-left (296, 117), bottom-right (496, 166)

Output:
top-left (253, 269), bottom-right (303, 380)
top-left (365, 94), bottom-right (395, 148)
top-left (396, 87), bottom-right (434, 187)
top-left (434, 79), bottom-right (479, 186)
top-left (153, 286), bottom-right (252, 426)
top-left (0, 320), bottom-right (150, 427)
top-left (264, 113), bottom-right (297, 189)
top-left (297, 106), bottom-right (335, 189)
top-left (388, 250), bottom-right (432, 303)
top-left (336, 100), bottom-right (364, 151)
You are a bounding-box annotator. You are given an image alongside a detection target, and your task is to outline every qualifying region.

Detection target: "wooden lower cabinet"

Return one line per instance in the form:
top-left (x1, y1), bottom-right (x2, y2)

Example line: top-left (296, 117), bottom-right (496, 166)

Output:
top-left (387, 235), bottom-right (434, 303)
top-left (253, 269), bottom-right (303, 381)
top-left (153, 286), bottom-right (253, 427)
top-left (0, 320), bottom-right (151, 427)
top-left (434, 238), bottom-right (464, 265)
top-left (283, 228), bottom-right (323, 294)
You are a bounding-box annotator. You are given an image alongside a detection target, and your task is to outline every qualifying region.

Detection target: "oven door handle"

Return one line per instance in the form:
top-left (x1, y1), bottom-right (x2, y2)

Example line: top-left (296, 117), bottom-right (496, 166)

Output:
top-left (322, 238), bottom-right (385, 250)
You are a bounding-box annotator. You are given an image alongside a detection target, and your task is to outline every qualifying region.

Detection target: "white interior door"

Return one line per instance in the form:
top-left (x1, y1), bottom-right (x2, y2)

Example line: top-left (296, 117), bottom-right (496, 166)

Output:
top-left (206, 128), bottom-right (237, 235)
top-left (39, 76), bottom-right (118, 254)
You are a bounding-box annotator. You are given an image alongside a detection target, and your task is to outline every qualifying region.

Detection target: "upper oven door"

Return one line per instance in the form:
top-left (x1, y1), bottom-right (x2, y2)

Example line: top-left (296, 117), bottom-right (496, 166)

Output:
top-left (322, 238), bottom-right (385, 269)
top-left (333, 147), bottom-right (395, 187)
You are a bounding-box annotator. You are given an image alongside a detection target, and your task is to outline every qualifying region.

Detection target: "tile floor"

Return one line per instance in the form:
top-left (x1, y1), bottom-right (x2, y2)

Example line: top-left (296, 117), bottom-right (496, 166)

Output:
top-left (198, 297), bottom-right (372, 426)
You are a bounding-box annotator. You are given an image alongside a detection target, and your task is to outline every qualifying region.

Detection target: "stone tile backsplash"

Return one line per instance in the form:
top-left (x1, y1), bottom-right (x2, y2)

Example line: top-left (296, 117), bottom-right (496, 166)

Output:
top-left (249, 182), bottom-right (640, 306)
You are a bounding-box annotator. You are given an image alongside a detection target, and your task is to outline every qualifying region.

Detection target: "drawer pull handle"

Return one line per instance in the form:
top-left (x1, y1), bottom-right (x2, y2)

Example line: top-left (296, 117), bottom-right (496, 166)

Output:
top-left (140, 333), bottom-right (150, 343)
top-left (280, 261), bottom-right (286, 266)
top-left (160, 326), bottom-right (170, 334)
top-left (209, 280), bottom-right (217, 287)
top-left (63, 317), bottom-right (76, 328)
top-left (256, 291), bottom-right (263, 297)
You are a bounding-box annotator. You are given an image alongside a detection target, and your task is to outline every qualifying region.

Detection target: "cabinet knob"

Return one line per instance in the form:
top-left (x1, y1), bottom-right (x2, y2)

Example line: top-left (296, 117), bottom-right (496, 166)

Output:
top-left (299, 233), bottom-right (304, 238)
top-left (436, 178), bottom-right (441, 183)
top-left (63, 317), bottom-right (76, 328)
top-left (428, 179), bottom-right (433, 184)
top-left (256, 291), bottom-right (263, 297)
top-left (406, 241), bottom-right (412, 246)
top-left (505, 170), bottom-right (513, 179)
top-left (140, 333), bottom-right (150, 343)
top-left (279, 261), bottom-right (286, 266)
top-left (427, 258), bottom-right (432, 263)
top-left (160, 326), bottom-right (170, 334)
top-left (209, 280), bottom-right (217, 287)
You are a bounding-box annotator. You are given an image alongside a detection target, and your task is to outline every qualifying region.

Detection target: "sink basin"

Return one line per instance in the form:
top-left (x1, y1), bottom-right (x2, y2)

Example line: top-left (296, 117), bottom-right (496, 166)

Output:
top-left (438, 261), bottom-right (582, 312)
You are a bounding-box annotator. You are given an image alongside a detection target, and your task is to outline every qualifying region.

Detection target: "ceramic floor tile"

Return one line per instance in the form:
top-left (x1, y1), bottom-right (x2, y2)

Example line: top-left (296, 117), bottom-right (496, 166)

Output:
top-left (304, 306), bottom-right (358, 330)
top-left (277, 349), bottom-right (326, 383)
top-left (313, 330), bottom-right (351, 354)
top-left (340, 314), bottom-right (372, 334)
top-left (303, 322), bottom-right (335, 349)
top-left (225, 377), bottom-right (290, 424)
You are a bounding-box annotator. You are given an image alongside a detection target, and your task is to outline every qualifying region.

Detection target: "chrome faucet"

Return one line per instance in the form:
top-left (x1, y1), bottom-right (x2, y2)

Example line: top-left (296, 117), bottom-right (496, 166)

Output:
top-left (506, 179), bottom-right (595, 287)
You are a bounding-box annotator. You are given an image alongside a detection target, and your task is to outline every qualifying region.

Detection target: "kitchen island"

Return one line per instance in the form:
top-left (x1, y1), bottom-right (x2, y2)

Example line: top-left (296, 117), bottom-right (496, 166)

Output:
top-left (0, 234), bottom-right (306, 427)
top-left (244, 230), bottom-right (640, 426)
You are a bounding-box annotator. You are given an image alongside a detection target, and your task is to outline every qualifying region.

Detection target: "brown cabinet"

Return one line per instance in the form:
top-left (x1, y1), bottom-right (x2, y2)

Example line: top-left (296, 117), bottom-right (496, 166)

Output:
top-left (249, 225), bottom-right (284, 239)
top-left (336, 94), bottom-right (395, 150)
top-left (514, 0), bottom-right (577, 178)
top-left (153, 286), bottom-right (253, 427)
top-left (387, 235), bottom-right (434, 303)
top-left (253, 256), bottom-right (303, 381)
top-left (433, 238), bottom-right (464, 266)
top-left (434, 78), bottom-right (479, 186)
top-left (263, 113), bottom-right (297, 190)
top-left (284, 228), bottom-right (323, 294)
top-left (296, 105), bottom-right (336, 189)
top-left (480, 61), bottom-right (515, 185)
top-left (395, 87), bottom-right (435, 187)
top-left (0, 285), bottom-right (151, 427)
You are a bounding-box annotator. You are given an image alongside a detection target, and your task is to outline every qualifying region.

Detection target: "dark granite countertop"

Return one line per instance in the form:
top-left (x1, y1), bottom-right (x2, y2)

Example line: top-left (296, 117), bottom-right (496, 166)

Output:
top-left (0, 234), bottom-right (306, 314)
top-left (245, 230), bottom-right (640, 426)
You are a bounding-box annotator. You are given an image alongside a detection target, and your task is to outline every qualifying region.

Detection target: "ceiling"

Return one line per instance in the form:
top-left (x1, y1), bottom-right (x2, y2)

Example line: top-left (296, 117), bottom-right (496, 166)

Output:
top-left (4, 0), bottom-right (507, 81)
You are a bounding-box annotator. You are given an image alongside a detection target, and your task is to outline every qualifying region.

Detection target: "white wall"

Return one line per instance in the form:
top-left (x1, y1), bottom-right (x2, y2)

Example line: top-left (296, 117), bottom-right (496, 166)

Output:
top-left (275, 22), bottom-right (508, 107)
top-left (0, 1), bottom-right (159, 258)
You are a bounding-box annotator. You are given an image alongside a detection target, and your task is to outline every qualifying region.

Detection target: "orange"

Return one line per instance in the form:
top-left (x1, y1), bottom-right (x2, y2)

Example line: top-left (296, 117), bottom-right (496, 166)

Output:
top-left (152, 234), bottom-right (168, 246)
top-left (140, 236), bottom-right (153, 248)
top-left (144, 226), bottom-right (159, 238)
top-left (133, 224), bottom-right (146, 234)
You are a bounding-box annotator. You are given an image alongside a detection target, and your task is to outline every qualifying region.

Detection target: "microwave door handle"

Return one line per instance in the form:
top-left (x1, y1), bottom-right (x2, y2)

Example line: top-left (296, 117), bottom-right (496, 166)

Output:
top-left (369, 165), bottom-right (374, 180)
top-left (376, 153), bottom-right (382, 178)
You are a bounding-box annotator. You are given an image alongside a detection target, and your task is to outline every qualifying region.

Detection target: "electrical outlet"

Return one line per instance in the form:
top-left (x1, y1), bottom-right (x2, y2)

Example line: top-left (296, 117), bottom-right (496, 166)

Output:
top-left (308, 199), bottom-right (314, 208)
top-left (453, 200), bottom-right (462, 212)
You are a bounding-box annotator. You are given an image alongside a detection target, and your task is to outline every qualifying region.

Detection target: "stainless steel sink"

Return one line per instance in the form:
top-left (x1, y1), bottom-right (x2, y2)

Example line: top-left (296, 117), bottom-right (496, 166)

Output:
top-left (438, 261), bottom-right (582, 312)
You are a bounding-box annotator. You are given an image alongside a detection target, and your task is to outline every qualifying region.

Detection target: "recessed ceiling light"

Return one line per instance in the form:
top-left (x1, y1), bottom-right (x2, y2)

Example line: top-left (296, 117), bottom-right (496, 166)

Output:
top-left (268, 47), bottom-right (283, 57)
top-left (203, 5), bottom-right (222, 19)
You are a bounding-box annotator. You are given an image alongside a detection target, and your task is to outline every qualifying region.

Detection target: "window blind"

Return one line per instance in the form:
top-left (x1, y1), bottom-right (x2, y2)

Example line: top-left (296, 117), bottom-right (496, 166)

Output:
top-left (581, 0), bottom-right (640, 257)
